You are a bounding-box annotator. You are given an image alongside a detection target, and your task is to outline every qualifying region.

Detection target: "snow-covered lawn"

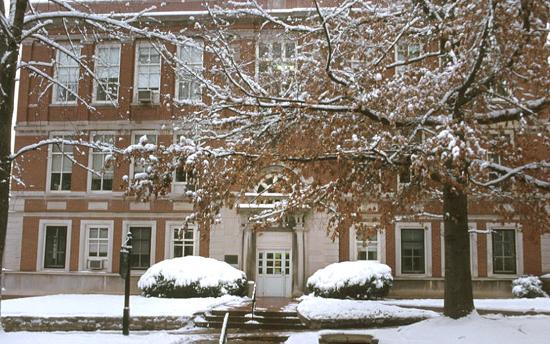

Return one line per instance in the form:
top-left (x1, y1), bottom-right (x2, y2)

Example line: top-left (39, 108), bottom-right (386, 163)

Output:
top-left (286, 313), bottom-right (550, 344)
top-left (1, 294), bottom-right (248, 318)
top-left (0, 332), bottom-right (183, 344)
top-left (298, 296), bottom-right (438, 321)
top-left (383, 297), bottom-right (550, 314)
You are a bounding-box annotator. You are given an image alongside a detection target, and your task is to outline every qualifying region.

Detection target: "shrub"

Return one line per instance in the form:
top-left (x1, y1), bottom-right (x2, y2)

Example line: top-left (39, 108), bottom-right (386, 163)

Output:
top-left (137, 256), bottom-right (247, 298)
top-left (306, 261), bottom-right (393, 300)
top-left (512, 276), bottom-right (548, 298)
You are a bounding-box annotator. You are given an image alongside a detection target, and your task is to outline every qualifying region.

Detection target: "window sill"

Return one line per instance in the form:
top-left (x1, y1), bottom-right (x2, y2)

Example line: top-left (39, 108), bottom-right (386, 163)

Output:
top-left (130, 102), bottom-right (161, 107)
top-left (91, 102), bottom-right (119, 108)
top-left (50, 103), bottom-right (78, 107)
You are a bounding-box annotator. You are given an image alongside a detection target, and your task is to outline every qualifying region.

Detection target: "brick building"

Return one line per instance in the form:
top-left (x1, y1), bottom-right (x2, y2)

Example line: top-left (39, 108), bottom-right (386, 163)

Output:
top-left (3, 0), bottom-right (550, 298)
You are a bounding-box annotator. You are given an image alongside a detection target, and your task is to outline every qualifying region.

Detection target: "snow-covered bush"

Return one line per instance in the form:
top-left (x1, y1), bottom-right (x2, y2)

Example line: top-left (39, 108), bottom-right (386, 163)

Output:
top-left (137, 256), bottom-right (247, 298)
top-left (306, 261), bottom-right (393, 300)
top-left (512, 276), bottom-right (548, 298)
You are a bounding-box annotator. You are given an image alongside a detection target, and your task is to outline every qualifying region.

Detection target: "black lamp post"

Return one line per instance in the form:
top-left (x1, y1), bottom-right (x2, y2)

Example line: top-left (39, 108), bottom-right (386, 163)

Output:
top-left (119, 232), bottom-right (132, 335)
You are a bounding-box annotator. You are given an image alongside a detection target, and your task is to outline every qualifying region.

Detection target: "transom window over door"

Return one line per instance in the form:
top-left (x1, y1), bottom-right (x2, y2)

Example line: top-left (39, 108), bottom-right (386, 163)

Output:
top-left (50, 136), bottom-right (73, 191)
top-left (172, 227), bottom-right (195, 257)
top-left (492, 229), bottom-right (516, 274)
top-left (129, 227), bottom-right (151, 269)
top-left (44, 226), bottom-right (67, 268)
top-left (94, 45), bottom-right (120, 102)
top-left (90, 134), bottom-right (114, 191)
top-left (401, 228), bottom-right (425, 274)
top-left (54, 45), bottom-right (80, 103)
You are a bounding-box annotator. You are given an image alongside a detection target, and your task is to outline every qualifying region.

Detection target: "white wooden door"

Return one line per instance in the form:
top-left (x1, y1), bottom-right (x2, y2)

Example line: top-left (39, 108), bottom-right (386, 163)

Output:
top-left (256, 250), bottom-right (292, 297)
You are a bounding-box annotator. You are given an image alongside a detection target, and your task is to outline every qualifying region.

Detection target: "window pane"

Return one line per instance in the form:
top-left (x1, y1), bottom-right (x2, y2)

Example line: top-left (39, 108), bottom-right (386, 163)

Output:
top-left (44, 226), bottom-right (67, 268)
top-left (401, 228), bottom-right (425, 274)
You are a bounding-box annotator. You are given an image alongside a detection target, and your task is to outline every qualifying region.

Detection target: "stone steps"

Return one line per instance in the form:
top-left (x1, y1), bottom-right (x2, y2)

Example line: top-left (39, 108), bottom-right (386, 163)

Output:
top-left (194, 309), bottom-right (306, 330)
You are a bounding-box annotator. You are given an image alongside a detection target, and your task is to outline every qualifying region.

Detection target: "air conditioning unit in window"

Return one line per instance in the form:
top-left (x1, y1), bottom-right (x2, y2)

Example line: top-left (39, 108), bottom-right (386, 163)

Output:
top-left (87, 258), bottom-right (105, 270)
top-left (137, 89), bottom-right (153, 103)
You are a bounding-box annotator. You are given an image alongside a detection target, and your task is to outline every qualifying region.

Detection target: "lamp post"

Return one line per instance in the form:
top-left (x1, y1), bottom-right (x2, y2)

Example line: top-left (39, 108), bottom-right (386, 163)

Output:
top-left (119, 232), bottom-right (132, 335)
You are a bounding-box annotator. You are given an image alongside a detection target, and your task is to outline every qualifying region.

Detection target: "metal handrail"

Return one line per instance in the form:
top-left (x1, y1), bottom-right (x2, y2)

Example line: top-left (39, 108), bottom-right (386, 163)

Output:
top-left (250, 282), bottom-right (257, 321)
top-left (219, 312), bottom-right (230, 344)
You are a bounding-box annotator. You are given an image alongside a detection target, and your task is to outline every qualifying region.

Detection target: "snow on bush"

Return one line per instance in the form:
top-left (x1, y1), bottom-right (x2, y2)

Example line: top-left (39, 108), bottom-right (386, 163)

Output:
top-left (306, 261), bottom-right (393, 300)
top-left (138, 256), bottom-right (247, 298)
top-left (512, 276), bottom-right (548, 299)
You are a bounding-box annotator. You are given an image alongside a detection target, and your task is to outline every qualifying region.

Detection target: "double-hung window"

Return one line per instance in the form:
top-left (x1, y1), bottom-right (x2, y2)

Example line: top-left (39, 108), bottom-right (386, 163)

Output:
top-left (395, 43), bottom-right (421, 74)
top-left (257, 39), bottom-right (297, 95)
top-left (94, 45), bottom-right (120, 102)
top-left (357, 231), bottom-right (378, 261)
top-left (132, 133), bottom-right (158, 177)
top-left (136, 45), bottom-right (161, 103)
top-left (172, 226), bottom-right (195, 257)
top-left (54, 45), bottom-right (81, 103)
top-left (129, 227), bottom-right (152, 269)
top-left (401, 228), bottom-right (425, 274)
top-left (44, 226), bottom-right (68, 269)
top-left (90, 133), bottom-right (115, 191)
top-left (87, 227), bottom-right (109, 267)
top-left (50, 135), bottom-right (73, 191)
top-left (177, 42), bottom-right (203, 102)
top-left (492, 229), bottom-right (516, 274)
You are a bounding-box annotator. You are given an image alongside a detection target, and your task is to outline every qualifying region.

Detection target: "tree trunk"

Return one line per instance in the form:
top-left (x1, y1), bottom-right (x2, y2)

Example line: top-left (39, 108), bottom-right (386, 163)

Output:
top-left (443, 183), bottom-right (475, 318)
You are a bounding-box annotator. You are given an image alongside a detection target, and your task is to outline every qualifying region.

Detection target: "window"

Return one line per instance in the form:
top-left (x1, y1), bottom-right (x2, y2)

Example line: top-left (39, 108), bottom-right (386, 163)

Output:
top-left (135, 45), bottom-right (161, 102)
top-left (177, 42), bottom-right (203, 102)
top-left (54, 45), bottom-right (81, 103)
top-left (401, 228), bottom-right (425, 274)
top-left (395, 43), bottom-right (421, 74)
top-left (129, 227), bottom-right (151, 269)
top-left (44, 226), bottom-right (68, 268)
top-left (258, 251), bottom-right (291, 275)
top-left (172, 227), bottom-right (195, 257)
top-left (94, 45), bottom-right (120, 102)
top-left (257, 39), bottom-right (296, 95)
top-left (357, 231), bottom-right (378, 261)
top-left (90, 133), bottom-right (114, 191)
top-left (88, 227), bottom-right (109, 258)
top-left (492, 229), bottom-right (516, 274)
top-left (133, 133), bottom-right (158, 177)
top-left (49, 135), bottom-right (73, 191)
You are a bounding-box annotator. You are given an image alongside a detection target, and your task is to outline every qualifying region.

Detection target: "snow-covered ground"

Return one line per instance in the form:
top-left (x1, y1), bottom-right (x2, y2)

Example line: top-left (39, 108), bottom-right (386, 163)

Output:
top-left (1, 294), bottom-right (248, 318)
top-left (383, 297), bottom-right (550, 313)
top-left (298, 296), bottom-right (438, 321)
top-left (286, 313), bottom-right (550, 344)
top-left (0, 332), bottom-right (183, 344)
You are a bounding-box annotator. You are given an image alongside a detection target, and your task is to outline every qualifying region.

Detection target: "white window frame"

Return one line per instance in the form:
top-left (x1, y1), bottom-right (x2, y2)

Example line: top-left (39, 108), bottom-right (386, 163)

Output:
top-left (78, 220), bottom-right (114, 272)
top-left (164, 221), bottom-right (199, 259)
top-left (175, 40), bottom-right (204, 103)
top-left (133, 43), bottom-right (161, 104)
top-left (486, 222), bottom-right (523, 277)
top-left (171, 133), bottom-right (195, 194)
top-left (46, 132), bottom-right (74, 193)
top-left (129, 131), bottom-right (158, 179)
top-left (37, 219), bottom-right (72, 272)
top-left (87, 131), bottom-right (116, 192)
top-left (349, 223), bottom-right (385, 263)
top-left (52, 44), bottom-right (81, 105)
top-left (255, 35), bottom-right (297, 93)
top-left (395, 222), bottom-right (432, 277)
top-left (394, 42), bottom-right (422, 75)
top-left (441, 222), bottom-right (478, 278)
top-left (122, 220), bottom-right (157, 273)
top-left (92, 43), bottom-right (121, 104)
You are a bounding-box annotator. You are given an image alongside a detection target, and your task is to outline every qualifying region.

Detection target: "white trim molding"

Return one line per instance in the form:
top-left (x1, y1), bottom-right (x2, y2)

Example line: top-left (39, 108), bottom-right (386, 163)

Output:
top-left (78, 220), bottom-right (115, 272)
top-left (37, 219), bottom-right (73, 272)
top-left (395, 222), bottom-right (432, 277)
top-left (486, 222), bottom-right (523, 277)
